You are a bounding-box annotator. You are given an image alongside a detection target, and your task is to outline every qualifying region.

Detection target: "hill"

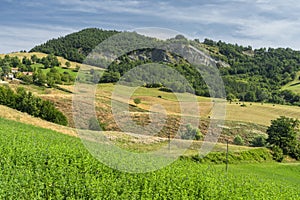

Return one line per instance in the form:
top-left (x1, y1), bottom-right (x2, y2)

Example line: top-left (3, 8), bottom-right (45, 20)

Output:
top-left (30, 29), bottom-right (300, 105)
top-left (30, 28), bottom-right (119, 63)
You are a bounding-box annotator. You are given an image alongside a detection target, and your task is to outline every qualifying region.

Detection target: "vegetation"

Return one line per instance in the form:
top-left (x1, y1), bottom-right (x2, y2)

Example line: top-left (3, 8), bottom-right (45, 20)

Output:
top-left (0, 54), bottom-right (76, 86)
top-left (180, 124), bottom-right (203, 140)
top-left (133, 98), bottom-right (141, 105)
top-left (30, 29), bottom-right (300, 105)
top-left (267, 116), bottom-right (300, 161)
top-left (233, 135), bottom-right (244, 145)
top-left (0, 117), bottom-right (299, 199)
top-left (250, 135), bottom-right (267, 147)
top-left (0, 86), bottom-right (67, 125)
top-left (30, 28), bottom-right (119, 63)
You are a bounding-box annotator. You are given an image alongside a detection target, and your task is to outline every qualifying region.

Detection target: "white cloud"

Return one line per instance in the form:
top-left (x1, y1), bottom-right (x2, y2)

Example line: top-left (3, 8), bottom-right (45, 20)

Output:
top-left (0, 25), bottom-right (76, 53)
top-left (2, 0), bottom-right (300, 52)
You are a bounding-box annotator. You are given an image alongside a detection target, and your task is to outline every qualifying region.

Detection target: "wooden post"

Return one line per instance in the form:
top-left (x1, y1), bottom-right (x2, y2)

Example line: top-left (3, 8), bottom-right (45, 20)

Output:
top-left (168, 132), bottom-right (171, 151)
top-left (226, 140), bottom-right (229, 172)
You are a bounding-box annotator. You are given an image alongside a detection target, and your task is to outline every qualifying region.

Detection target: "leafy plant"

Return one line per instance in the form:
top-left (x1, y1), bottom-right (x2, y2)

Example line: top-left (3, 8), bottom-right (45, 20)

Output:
top-left (234, 135), bottom-right (244, 145)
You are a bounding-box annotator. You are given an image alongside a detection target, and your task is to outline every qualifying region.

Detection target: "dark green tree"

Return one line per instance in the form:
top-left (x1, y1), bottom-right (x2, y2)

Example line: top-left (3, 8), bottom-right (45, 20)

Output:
top-left (266, 116), bottom-right (299, 155)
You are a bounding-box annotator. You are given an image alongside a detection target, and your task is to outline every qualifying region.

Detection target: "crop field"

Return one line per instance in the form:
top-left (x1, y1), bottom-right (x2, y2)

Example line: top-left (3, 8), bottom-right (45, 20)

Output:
top-left (0, 117), bottom-right (299, 199)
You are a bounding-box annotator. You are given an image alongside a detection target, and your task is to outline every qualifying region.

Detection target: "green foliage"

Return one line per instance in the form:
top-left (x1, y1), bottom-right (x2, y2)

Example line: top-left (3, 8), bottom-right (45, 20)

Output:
top-left (251, 135), bottom-right (267, 147)
top-left (181, 124), bottom-right (203, 140)
top-left (0, 118), bottom-right (299, 199)
top-left (188, 148), bottom-right (273, 164)
top-left (267, 116), bottom-right (299, 157)
top-left (99, 71), bottom-right (120, 83)
top-left (0, 86), bottom-right (67, 125)
top-left (65, 61), bottom-right (71, 68)
top-left (233, 135), bottom-right (244, 145)
top-left (133, 98), bottom-right (141, 105)
top-left (30, 28), bottom-right (119, 63)
top-left (271, 145), bottom-right (284, 162)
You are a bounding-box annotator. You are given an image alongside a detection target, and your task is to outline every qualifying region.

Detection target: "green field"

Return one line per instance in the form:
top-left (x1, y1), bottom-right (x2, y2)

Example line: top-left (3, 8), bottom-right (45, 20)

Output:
top-left (0, 117), bottom-right (299, 199)
top-left (282, 71), bottom-right (300, 94)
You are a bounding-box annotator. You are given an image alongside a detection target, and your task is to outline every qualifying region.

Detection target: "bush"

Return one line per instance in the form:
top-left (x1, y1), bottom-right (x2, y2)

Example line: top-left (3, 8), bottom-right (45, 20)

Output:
top-left (251, 135), bottom-right (266, 147)
top-left (234, 135), bottom-right (244, 145)
top-left (180, 124), bottom-right (203, 140)
top-left (133, 98), bottom-right (141, 105)
top-left (271, 145), bottom-right (284, 162)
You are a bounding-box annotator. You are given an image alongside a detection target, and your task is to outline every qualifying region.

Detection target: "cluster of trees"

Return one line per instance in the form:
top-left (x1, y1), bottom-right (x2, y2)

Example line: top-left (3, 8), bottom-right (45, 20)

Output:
top-left (0, 54), bottom-right (75, 86)
top-left (0, 55), bottom-right (34, 76)
top-left (203, 39), bottom-right (300, 105)
top-left (30, 28), bottom-right (119, 63)
top-left (0, 86), bottom-right (67, 125)
top-left (232, 116), bottom-right (300, 162)
top-left (32, 68), bottom-right (75, 87)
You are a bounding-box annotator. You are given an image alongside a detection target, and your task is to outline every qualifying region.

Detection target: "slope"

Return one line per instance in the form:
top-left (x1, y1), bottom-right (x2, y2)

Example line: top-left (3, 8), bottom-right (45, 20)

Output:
top-left (30, 28), bottom-right (119, 63)
top-left (0, 117), bottom-right (299, 199)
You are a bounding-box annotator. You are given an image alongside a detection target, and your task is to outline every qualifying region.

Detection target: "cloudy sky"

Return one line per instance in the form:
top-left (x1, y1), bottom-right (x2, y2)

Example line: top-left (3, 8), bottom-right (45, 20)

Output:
top-left (1, 0), bottom-right (300, 53)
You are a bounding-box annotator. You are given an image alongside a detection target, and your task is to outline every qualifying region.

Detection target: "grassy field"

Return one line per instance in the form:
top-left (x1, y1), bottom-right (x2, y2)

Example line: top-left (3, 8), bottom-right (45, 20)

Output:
top-left (282, 71), bottom-right (300, 94)
top-left (0, 117), bottom-right (299, 199)
top-left (95, 83), bottom-right (300, 126)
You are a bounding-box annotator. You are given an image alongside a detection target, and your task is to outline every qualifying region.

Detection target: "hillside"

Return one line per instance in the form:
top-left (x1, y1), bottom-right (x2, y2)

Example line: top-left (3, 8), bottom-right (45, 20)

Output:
top-left (0, 52), bottom-right (81, 69)
top-left (282, 71), bottom-right (300, 94)
top-left (0, 117), bottom-right (299, 199)
top-left (30, 28), bottom-right (119, 63)
top-left (30, 29), bottom-right (300, 105)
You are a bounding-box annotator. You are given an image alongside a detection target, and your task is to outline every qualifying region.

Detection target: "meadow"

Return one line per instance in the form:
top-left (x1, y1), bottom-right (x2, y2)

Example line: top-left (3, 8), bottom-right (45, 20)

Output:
top-left (0, 117), bottom-right (299, 199)
top-left (282, 71), bottom-right (300, 95)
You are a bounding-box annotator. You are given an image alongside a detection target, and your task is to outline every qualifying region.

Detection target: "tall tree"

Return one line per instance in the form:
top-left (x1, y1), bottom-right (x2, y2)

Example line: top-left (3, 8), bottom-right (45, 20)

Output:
top-left (267, 116), bottom-right (299, 155)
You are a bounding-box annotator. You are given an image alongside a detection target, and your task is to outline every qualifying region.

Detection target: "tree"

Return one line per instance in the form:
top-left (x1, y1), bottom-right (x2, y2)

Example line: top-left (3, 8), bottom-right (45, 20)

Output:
top-left (34, 69), bottom-right (46, 86)
top-left (181, 124), bottom-right (202, 140)
top-left (226, 93), bottom-right (236, 104)
top-left (266, 116), bottom-right (299, 156)
top-left (65, 61), bottom-right (71, 68)
top-left (31, 54), bottom-right (38, 63)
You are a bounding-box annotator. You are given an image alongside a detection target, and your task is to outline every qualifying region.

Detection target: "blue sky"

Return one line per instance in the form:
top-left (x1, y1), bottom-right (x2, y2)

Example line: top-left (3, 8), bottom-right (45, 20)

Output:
top-left (1, 0), bottom-right (300, 53)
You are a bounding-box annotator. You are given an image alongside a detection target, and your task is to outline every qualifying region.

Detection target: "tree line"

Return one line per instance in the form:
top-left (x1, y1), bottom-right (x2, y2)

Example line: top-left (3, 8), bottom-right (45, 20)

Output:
top-left (0, 86), bottom-right (67, 125)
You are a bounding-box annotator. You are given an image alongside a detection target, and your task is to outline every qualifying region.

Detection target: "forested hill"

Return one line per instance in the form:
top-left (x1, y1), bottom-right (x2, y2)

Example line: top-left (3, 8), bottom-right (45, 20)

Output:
top-left (30, 28), bottom-right (119, 63)
top-left (30, 28), bottom-right (300, 105)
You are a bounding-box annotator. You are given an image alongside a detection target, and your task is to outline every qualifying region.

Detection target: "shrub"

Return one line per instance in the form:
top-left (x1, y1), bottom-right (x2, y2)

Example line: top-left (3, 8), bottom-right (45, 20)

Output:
top-left (180, 124), bottom-right (203, 140)
top-left (271, 145), bottom-right (284, 162)
top-left (234, 135), bottom-right (244, 145)
top-left (251, 135), bottom-right (266, 147)
top-left (133, 98), bottom-right (141, 105)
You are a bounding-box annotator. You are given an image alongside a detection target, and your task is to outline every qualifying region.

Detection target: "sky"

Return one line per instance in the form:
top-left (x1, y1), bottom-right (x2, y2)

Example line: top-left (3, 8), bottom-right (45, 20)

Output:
top-left (1, 0), bottom-right (300, 53)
